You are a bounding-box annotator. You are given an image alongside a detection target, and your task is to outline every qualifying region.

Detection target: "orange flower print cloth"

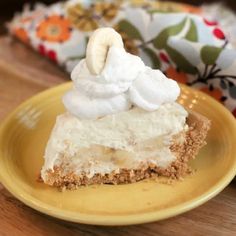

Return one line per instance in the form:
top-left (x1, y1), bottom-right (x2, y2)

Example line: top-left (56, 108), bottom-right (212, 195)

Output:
top-left (8, 0), bottom-right (236, 117)
top-left (12, 28), bottom-right (29, 44)
top-left (36, 15), bottom-right (72, 43)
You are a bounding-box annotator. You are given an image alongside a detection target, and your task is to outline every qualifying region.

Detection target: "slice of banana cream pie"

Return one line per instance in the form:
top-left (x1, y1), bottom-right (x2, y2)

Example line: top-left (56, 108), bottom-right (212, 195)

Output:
top-left (41, 28), bottom-right (210, 189)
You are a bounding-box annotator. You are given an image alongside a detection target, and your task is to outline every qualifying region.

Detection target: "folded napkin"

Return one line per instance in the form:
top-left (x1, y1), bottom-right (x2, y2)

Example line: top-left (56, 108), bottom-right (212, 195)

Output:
top-left (8, 0), bottom-right (236, 116)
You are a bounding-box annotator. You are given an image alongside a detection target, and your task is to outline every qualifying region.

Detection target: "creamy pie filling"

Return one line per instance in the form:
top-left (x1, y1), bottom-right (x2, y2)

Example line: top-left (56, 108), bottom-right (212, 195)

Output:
top-left (41, 102), bottom-right (188, 180)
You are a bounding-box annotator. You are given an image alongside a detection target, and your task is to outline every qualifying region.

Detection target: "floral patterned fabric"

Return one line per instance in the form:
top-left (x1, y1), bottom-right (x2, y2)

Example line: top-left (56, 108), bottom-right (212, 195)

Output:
top-left (8, 0), bottom-right (236, 116)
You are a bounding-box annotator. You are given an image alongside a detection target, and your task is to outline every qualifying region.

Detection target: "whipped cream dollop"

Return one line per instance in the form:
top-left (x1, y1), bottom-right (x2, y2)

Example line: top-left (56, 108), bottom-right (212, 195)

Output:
top-left (63, 46), bottom-right (180, 119)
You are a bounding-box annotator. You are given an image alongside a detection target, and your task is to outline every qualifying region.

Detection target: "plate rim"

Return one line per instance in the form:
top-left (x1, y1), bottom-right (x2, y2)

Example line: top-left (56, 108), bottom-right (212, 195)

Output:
top-left (0, 82), bottom-right (236, 226)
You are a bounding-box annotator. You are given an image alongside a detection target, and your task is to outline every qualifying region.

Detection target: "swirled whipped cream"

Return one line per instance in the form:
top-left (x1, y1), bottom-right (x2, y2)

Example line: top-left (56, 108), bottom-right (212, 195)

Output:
top-left (63, 46), bottom-right (180, 119)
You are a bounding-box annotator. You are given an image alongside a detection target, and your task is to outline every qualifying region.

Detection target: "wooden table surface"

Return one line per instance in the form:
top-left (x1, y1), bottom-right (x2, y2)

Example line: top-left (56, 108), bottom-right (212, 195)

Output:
top-left (0, 36), bottom-right (236, 236)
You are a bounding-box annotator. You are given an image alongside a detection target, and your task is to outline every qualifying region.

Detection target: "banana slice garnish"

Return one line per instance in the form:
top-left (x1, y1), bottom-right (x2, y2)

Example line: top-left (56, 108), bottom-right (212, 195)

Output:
top-left (86, 27), bottom-right (124, 75)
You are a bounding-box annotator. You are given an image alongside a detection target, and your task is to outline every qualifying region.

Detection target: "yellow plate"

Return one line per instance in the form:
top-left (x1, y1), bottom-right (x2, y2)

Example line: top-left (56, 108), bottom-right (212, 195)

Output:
top-left (0, 82), bottom-right (236, 225)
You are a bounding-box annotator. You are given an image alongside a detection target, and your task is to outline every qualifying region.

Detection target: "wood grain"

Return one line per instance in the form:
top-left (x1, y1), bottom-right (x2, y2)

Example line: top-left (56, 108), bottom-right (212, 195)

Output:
top-left (0, 36), bottom-right (236, 236)
top-left (0, 36), bottom-right (67, 119)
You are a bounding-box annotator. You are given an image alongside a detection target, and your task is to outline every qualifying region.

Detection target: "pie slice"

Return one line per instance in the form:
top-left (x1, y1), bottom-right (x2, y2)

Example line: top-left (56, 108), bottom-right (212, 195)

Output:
top-left (41, 104), bottom-right (210, 189)
top-left (40, 27), bottom-right (211, 189)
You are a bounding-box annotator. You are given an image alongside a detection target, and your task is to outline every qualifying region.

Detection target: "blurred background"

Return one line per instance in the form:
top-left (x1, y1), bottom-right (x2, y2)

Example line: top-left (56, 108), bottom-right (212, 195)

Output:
top-left (1, 0), bottom-right (236, 117)
top-left (1, 0), bottom-right (236, 35)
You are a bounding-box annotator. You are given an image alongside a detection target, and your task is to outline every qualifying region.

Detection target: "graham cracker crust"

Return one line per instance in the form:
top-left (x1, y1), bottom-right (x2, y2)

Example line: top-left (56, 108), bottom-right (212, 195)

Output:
top-left (42, 111), bottom-right (211, 190)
